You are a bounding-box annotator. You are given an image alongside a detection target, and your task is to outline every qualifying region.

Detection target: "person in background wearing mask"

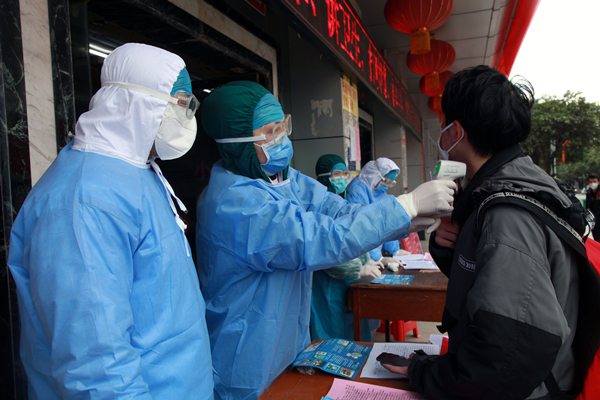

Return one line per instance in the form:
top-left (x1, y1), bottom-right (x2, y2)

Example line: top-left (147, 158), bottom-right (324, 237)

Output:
top-left (382, 66), bottom-right (581, 400)
top-left (586, 174), bottom-right (600, 238)
top-left (311, 154), bottom-right (384, 342)
top-left (8, 43), bottom-right (213, 399)
top-left (346, 158), bottom-right (405, 265)
top-left (196, 81), bottom-right (455, 400)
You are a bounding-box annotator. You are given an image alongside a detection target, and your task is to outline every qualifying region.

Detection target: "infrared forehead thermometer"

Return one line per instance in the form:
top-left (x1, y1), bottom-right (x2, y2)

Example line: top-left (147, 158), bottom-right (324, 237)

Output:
top-left (434, 160), bottom-right (467, 181)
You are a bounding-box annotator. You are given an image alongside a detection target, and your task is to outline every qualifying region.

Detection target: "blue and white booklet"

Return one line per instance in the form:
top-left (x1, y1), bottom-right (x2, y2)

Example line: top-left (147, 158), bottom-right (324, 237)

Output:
top-left (293, 339), bottom-right (372, 379)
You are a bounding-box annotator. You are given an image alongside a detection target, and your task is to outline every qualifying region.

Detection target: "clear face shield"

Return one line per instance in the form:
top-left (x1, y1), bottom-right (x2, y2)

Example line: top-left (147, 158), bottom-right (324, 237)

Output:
top-left (172, 92), bottom-right (200, 120)
top-left (375, 165), bottom-right (397, 188)
top-left (214, 114), bottom-right (292, 144)
top-left (317, 169), bottom-right (351, 180)
top-left (101, 81), bottom-right (199, 120)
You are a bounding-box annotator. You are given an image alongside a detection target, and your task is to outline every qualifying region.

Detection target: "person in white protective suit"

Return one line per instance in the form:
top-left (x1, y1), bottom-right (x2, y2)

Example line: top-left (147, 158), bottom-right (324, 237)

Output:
top-left (8, 43), bottom-right (213, 399)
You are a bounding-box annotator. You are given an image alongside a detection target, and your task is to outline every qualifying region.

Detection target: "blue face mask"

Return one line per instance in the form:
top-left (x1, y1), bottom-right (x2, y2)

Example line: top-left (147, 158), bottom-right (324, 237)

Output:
top-left (374, 183), bottom-right (389, 196)
top-left (256, 136), bottom-right (294, 175)
top-left (330, 177), bottom-right (348, 194)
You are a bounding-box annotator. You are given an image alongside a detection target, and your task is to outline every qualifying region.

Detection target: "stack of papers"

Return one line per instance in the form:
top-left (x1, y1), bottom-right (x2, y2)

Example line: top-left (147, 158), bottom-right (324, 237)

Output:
top-left (360, 342), bottom-right (440, 379)
top-left (393, 253), bottom-right (438, 270)
top-left (323, 378), bottom-right (426, 399)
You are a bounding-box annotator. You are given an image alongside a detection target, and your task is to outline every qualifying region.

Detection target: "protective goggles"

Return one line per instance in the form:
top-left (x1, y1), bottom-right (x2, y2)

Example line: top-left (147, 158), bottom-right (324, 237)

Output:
top-left (102, 81), bottom-right (199, 120)
top-left (318, 169), bottom-right (351, 180)
top-left (375, 165), bottom-right (397, 188)
top-left (215, 114), bottom-right (292, 144)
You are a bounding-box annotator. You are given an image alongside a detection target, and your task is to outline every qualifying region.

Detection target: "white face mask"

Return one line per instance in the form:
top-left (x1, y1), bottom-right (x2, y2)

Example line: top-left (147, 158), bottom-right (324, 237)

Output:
top-left (590, 182), bottom-right (599, 191)
top-left (155, 104), bottom-right (197, 160)
top-left (438, 122), bottom-right (463, 160)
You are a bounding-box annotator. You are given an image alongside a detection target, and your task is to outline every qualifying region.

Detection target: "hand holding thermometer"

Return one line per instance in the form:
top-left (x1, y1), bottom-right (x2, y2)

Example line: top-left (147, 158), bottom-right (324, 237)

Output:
top-left (425, 161), bottom-right (466, 233)
top-left (433, 160), bottom-right (467, 181)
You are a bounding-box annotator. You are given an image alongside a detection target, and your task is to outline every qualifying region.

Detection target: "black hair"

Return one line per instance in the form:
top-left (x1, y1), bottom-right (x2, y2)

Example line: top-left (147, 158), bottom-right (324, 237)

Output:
top-left (589, 174), bottom-right (599, 181)
top-left (442, 65), bottom-right (534, 157)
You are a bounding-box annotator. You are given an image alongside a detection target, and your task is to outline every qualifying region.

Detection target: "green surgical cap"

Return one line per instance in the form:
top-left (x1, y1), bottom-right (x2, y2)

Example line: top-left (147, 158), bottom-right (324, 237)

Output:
top-left (200, 81), bottom-right (287, 181)
top-left (316, 154), bottom-right (345, 193)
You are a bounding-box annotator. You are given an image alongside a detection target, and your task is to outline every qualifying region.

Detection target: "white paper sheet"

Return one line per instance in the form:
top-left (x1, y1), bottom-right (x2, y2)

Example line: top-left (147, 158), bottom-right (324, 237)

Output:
top-left (360, 343), bottom-right (440, 379)
top-left (401, 261), bottom-right (439, 270)
top-left (325, 378), bottom-right (425, 399)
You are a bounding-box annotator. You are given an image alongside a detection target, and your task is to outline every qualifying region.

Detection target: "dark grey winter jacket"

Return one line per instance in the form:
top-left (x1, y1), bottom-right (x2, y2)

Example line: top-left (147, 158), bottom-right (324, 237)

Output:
top-left (411, 153), bottom-right (579, 400)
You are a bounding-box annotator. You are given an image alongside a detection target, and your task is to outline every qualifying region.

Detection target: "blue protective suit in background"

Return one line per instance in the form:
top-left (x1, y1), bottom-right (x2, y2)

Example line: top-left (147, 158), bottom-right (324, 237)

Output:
top-left (310, 254), bottom-right (372, 341)
top-left (196, 161), bottom-right (411, 400)
top-left (9, 144), bottom-right (213, 399)
top-left (346, 177), bottom-right (401, 259)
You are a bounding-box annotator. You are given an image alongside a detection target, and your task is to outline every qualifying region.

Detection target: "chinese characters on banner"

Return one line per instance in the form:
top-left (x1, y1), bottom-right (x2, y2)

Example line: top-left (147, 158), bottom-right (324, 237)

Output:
top-left (342, 75), bottom-right (358, 117)
top-left (283, 0), bottom-right (421, 137)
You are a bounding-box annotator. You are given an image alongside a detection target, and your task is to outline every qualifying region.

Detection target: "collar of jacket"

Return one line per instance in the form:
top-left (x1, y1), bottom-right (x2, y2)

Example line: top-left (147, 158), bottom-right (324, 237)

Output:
top-left (452, 143), bottom-right (525, 225)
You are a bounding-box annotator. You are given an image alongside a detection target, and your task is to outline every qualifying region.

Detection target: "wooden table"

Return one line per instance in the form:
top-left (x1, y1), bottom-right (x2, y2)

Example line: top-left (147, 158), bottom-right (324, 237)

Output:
top-left (258, 342), bottom-right (415, 399)
top-left (348, 267), bottom-right (448, 341)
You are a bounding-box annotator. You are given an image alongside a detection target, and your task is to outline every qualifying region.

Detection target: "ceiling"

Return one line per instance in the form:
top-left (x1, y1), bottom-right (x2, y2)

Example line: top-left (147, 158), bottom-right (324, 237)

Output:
top-left (351, 0), bottom-right (518, 128)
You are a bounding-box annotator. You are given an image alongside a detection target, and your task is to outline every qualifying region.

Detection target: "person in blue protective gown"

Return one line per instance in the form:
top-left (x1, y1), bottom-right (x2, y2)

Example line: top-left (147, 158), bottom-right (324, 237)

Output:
top-left (311, 154), bottom-right (385, 341)
top-left (8, 43), bottom-right (213, 399)
top-left (346, 158), bottom-right (406, 262)
top-left (195, 80), bottom-right (456, 400)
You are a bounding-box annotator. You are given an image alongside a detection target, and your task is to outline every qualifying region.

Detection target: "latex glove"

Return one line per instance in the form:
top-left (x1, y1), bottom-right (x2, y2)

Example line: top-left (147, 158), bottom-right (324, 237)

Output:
top-left (360, 261), bottom-right (383, 278)
top-left (434, 216), bottom-right (461, 249)
top-left (380, 257), bottom-right (396, 267)
top-left (393, 249), bottom-right (411, 257)
top-left (396, 180), bottom-right (456, 219)
top-left (404, 217), bottom-right (438, 234)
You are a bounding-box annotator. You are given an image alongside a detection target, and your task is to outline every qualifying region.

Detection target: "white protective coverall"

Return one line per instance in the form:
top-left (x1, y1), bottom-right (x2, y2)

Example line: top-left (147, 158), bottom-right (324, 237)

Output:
top-left (8, 43), bottom-right (213, 399)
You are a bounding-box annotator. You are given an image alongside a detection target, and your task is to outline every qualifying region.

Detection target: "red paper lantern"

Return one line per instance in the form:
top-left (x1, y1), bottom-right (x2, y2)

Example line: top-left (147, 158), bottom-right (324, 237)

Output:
top-left (419, 70), bottom-right (454, 97)
top-left (407, 40), bottom-right (455, 92)
top-left (385, 0), bottom-right (453, 55)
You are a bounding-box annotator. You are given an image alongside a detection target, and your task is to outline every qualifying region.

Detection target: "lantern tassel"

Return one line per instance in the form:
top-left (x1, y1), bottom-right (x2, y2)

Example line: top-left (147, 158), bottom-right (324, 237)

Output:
top-left (425, 72), bottom-right (440, 92)
top-left (410, 28), bottom-right (430, 55)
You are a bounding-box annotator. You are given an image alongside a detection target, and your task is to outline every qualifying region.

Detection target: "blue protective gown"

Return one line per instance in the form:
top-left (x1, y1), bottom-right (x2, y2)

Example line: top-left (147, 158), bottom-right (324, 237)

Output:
top-left (310, 254), bottom-right (372, 341)
top-left (9, 143), bottom-right (214, 399)
top-left (346, 177), bottom-right (401, 259)
top-left (196, 161), bottom-right (411, 400)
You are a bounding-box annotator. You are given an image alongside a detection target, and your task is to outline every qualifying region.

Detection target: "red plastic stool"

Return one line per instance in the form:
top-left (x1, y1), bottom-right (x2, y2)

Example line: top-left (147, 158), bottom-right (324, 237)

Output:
top-left (376, 320), bottom-right (420, 342)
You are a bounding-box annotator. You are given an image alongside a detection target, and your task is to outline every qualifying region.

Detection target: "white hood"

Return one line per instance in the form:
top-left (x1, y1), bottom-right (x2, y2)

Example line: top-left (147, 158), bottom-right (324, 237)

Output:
top-left (358, 158), bottom-right (399, 192)
top-left (73, 43), bottom-right (185, 168)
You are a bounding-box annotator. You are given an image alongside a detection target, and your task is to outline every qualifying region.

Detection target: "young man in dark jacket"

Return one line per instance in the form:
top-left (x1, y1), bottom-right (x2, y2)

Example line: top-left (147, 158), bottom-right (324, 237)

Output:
top-left (383, 66), bottom-right (580, 399)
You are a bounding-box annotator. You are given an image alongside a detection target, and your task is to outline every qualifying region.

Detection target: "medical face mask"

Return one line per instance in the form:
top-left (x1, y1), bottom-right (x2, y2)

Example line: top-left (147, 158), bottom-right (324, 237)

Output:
top-left (155, 103), bottom-right (197, 160)
top-left (330, 177), bottom-right (348, 194)
top-left (101, 81), bottom-right (199, 160)
top-left (255, 136), bottom-right (294, 175)
top-left (591, 182), bottom-right (599, 191)
top-left (438, 122), bottom-right (463, 161)
top-left (374, 183), bottom-right (389, 196)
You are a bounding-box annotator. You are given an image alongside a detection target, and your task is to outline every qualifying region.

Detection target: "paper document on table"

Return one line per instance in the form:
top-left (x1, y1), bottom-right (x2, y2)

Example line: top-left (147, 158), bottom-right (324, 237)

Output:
top-left (325, 378), bottom-right (425, 399)
top-left (393, 254), bottom-right (425, 262)
top-left (360, 342), bottom-right (440, 379)
top-left (402, 260), bottom-right (439, 270)
top-left (394, 254), bottom-right (438, 270)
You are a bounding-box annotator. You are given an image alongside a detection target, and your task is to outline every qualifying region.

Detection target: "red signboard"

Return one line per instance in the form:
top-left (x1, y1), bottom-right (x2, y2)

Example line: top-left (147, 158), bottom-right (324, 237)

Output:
top-left (401, 232), bottom-right (423, 255)
top-left (281, 0), bottom-right (422, 136)
top-left (246, 0), bottom-right (266, 16)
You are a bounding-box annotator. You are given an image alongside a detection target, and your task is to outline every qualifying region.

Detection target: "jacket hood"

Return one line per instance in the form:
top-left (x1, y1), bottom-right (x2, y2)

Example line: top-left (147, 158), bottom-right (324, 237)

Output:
top-left (473, 156), bottom-right (585, 233)
top-left (475, 156), bottom-right (572, 208)
top-left (73, 43), bottom-right (185, 168)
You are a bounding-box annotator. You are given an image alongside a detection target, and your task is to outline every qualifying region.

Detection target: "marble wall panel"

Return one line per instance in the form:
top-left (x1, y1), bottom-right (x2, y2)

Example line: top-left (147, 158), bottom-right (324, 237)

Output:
top-left (20, 0), bottom-right (57, 186)
top-left (1, 0), bottom-right (30, 397)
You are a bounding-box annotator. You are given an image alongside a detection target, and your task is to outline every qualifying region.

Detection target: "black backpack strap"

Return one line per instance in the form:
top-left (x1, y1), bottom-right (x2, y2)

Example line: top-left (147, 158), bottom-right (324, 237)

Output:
top-left (476, 192), bottom-right (587, 257)
top-left (477, 192), bottom-right (600, 397)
